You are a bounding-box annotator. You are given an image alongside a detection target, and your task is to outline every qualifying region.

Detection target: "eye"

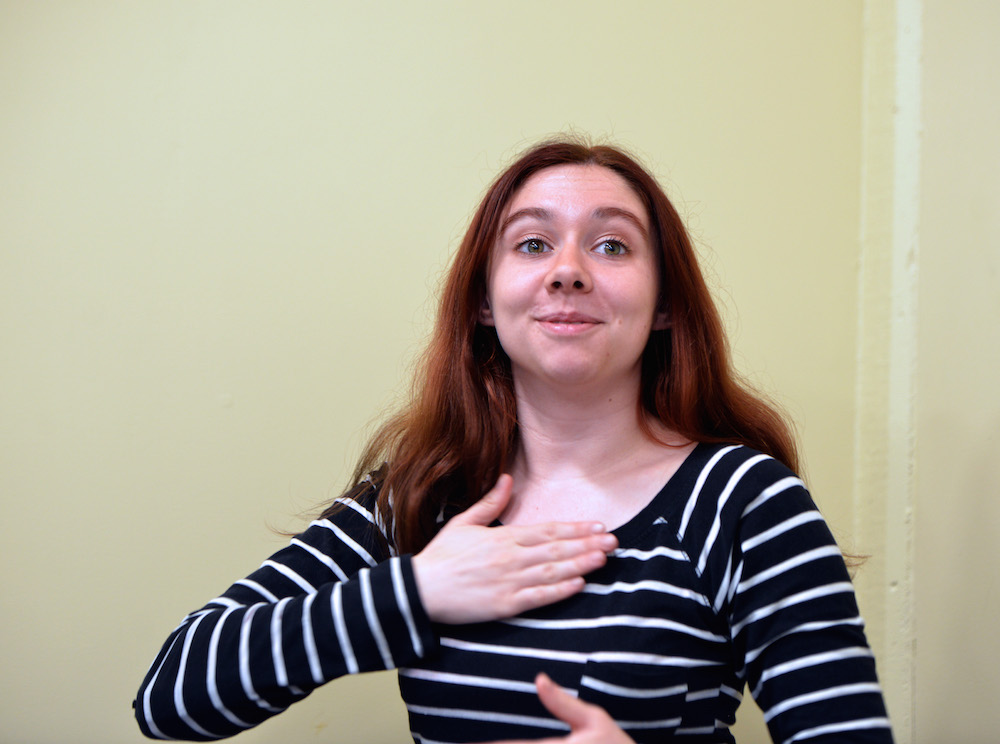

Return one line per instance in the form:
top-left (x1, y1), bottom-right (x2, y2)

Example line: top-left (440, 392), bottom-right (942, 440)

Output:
top-left (595, 239), bottom-right (628, 256)
top-left (517, 238), bottom-right (548, 254)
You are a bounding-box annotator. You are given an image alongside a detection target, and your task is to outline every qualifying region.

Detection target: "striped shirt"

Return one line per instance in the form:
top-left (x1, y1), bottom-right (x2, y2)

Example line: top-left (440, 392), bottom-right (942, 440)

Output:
top-left (135, 443), bottom-right (894, 743)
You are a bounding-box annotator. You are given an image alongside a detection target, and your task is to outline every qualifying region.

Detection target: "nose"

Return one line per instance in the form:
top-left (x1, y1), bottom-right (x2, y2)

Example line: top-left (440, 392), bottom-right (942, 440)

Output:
top-left (546, 246), bottom-right (591, 292)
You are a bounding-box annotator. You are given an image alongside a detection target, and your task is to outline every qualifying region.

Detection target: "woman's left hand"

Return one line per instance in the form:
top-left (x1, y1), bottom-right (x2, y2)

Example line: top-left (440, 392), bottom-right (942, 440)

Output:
top-left (488, 673), bottom-right (636, 744)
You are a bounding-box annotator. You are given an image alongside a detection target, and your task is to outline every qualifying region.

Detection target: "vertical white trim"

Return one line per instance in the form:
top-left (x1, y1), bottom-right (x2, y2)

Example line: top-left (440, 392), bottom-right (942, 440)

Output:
top-left (856, 1), bottom-right (921, 741)
top-left (888, 1), bottom-right (921, 740)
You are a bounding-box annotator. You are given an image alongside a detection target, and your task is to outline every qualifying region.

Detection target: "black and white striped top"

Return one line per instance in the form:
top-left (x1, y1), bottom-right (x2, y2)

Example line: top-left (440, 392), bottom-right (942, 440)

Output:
top-left (135, 443), bottom-right (894, 743)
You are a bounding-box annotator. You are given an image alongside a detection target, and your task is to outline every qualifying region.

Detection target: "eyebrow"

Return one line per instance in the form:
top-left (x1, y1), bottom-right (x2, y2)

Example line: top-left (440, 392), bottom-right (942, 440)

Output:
top-left (592, 207), bottom-right (649, 241)
top-left (499, 207), bottom-right (552, 236)
top-left (499, 206), bottom-right (649, 241)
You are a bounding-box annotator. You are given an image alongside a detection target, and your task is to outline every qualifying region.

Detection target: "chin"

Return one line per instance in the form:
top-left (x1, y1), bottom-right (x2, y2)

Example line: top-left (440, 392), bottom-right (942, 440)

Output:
top-left (521, 362), bottom-right (631, 391)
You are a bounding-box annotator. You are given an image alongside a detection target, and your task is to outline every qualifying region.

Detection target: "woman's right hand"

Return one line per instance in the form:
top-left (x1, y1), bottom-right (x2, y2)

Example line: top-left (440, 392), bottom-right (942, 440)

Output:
top-left (411, 474), bottom-right (618, 624)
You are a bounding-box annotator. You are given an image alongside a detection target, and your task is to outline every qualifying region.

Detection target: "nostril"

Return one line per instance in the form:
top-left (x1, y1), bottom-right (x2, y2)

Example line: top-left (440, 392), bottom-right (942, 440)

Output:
top-left (573, 280), bottom-right (584, 289)
top-left (551, 280), bottom-right (562, 289)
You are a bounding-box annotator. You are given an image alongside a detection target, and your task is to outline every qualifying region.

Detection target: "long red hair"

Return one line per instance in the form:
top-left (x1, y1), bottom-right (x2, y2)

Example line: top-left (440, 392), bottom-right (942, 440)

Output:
top-left (326, 139), bottom-right (798, 554)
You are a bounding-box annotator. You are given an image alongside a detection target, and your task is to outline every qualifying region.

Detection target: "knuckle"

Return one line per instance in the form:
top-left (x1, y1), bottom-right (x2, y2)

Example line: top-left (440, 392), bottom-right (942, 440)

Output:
top-left (539, 562), bottom-right (560, 583)
top-left (545, 541), bottom-right (567, 561)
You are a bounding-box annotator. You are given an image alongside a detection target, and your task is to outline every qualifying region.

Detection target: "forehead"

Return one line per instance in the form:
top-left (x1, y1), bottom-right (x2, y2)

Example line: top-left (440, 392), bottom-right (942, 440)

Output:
top-left (504, 164), bottom-right (648, 224)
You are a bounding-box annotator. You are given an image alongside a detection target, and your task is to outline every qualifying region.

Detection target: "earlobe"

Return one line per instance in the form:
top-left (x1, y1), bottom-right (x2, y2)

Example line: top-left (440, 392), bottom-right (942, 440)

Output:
top-left (479, 299), bottom-right (495, 326)
top-left (652, 310), bottom-right (670, 331)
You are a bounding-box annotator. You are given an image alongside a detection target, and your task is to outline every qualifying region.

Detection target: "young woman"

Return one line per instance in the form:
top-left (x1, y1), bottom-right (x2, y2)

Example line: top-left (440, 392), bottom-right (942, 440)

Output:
top-left (135, 141), bottom-right (894, 743)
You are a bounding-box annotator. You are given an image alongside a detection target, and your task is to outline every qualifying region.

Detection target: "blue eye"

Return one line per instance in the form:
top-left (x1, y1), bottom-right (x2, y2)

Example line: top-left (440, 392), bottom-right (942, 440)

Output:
top-left (518, 239), bottom-right (547, 254)
top-left (596, 240), bottom-right (627, 256)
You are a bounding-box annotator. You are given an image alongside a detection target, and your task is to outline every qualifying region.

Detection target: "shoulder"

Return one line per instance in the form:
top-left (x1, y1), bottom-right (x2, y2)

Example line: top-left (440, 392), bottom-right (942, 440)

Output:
top-left (674, 443), bottom-right (817, 554)
top-left (680, 443), bottom-right (806, 517)
top-left (671, 444), bottom-right (846, 615)
top-left (309, 475), bottom-right (395, 558)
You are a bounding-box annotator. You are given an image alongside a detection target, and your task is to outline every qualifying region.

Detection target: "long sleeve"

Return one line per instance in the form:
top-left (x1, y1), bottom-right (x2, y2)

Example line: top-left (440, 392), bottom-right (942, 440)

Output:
top-left (715, 455), bottom-right (893, 743)
top-left (134, 492), bottom-right (438, 741)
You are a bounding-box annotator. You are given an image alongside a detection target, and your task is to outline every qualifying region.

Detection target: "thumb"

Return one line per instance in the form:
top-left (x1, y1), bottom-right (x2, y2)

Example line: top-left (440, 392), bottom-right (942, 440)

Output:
top-left (451, 474), bottom-right (513, 526)
top-left (534, 673), bottom-right (593, 730)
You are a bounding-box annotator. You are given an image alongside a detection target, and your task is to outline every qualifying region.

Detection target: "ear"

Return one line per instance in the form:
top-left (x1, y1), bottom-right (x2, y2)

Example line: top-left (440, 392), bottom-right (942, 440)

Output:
top-left (479, 297), bottom-right (495, 326)
top-left (652, 309), bottom-right (670, 331)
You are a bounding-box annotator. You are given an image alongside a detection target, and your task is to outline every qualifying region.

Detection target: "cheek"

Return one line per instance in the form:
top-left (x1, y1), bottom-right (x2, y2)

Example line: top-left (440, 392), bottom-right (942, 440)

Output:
top-left (488, 262), bottom-right (536, 313)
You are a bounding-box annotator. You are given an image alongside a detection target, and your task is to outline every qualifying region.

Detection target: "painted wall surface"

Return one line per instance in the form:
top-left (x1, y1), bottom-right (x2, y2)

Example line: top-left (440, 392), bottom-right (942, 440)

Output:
top-left (913, 0), bottom-right (1000, 740)
top-left (1, 3), bottom-right (870, 743)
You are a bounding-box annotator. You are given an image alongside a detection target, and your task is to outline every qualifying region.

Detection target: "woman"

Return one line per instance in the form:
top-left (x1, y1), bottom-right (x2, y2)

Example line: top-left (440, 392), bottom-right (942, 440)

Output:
top-left (135, 140), bottom-right (894, 743)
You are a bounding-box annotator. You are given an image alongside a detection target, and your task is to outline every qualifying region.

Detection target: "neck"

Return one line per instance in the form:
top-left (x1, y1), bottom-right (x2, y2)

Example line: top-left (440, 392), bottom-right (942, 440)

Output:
top-left (501, 373), bottom-right (693, 528)
top-left (509, 373), bottom-right (665, 483)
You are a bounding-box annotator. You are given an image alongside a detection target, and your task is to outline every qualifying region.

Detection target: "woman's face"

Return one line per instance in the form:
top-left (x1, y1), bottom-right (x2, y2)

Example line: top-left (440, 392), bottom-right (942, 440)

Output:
top-left (481, 164), bottom-right (666, 393)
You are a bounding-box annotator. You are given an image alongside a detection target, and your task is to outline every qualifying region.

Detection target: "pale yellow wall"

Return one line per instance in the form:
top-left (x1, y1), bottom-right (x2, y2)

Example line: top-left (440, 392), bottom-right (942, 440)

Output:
top-left (913, 0), bottom-right (1000, 741)
top-left (0, 3), bottom-right (872, 743)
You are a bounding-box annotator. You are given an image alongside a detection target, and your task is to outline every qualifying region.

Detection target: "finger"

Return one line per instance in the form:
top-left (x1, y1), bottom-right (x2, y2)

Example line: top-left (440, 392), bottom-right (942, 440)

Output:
top-left (534, 673), bottom-right (598, 731)
top-left (508, 576), bottom-right (586, 615)
top-left (451, 474), bottom-right (513, 526)
top-left (516, 548), bottom-right (609, 587)
top-left (519, 534), bottom-right (618, 566)
top-left (512, 521), bottom-right (614, 547)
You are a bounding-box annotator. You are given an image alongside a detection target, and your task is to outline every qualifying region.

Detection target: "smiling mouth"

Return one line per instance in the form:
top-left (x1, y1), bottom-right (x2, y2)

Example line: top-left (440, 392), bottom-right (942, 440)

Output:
top-left (536, 312), bottom-right (601, 324)
top-left (537, 317), bottom-right (601, 334)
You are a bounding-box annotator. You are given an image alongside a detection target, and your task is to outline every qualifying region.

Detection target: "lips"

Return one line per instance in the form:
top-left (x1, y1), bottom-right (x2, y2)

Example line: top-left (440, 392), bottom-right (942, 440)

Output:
top-left (536, 311), bottom-right (601, 324)
top-left (535, 311), bottom-right (602, 334)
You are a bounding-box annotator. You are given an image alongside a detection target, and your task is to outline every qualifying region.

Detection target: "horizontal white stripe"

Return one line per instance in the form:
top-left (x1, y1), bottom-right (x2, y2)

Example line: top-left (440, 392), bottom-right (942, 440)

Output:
top-left (753, 646), bottom-right (873, 697)
top-left (580, 676), bottom-right (685, 699)
top-left (619, 716), bottom-right (683, 730)
top-left (440, 636), bottom-right (587, 663)
top-left (311, 518), bottom-right (378, 566)
top-left (764, 682), bottom-right (883, 722)
top-left (744, 617), bottom-right (865, 667)
top-left (503, 614), bottom-right (725, 643)
top-left (438, 637), bottom-right (718, 668)
top-left (582, 579), bottom-right (710, 606)
top-left (737, 545), bottom-right (843, 593)
top-left (743, 511), bottom-right (823, 551)
top-left (400, 667), bottom-right (545, 695)
top-left (290, 538), bottom-right (349, 582)
top-left (742, 476), bottom-right (805, 517)
top-left (412, 735), bottom-right (469, 744)
top-left (781, 716), bottom-right (892, 744)
top-left (686, 687), bottom-right (718, 702)
top-left (677, 724), bottom-right (719, 735)
top-left (720, 684), bottom-right (743, 702)
top-left (612, 546), bottom-right (688, 561)
top-left (731, 582), bottom-right (855, 637)
top-left (262, 560), bottom-right (316, 594)
top-left (205, 596), bottom-right (241, 610)
top-left (407, 703), bottom-right (568, 731)
top-left (332, 496), bottom-right (377, 523)
top-left (234, 579), bottom-right (278, 603)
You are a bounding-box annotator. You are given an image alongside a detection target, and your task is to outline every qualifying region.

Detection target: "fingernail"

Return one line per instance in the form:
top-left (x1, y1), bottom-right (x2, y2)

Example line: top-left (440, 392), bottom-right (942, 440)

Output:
top-left (590, 523), bottom-right (606, 533)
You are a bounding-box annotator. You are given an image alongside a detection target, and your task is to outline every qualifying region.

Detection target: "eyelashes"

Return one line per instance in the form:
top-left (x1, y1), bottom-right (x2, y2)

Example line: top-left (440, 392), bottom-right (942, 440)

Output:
top-left (513, 236), bottom-right (631, 256)
top-left (516, 237), bottom-right (548, 254)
